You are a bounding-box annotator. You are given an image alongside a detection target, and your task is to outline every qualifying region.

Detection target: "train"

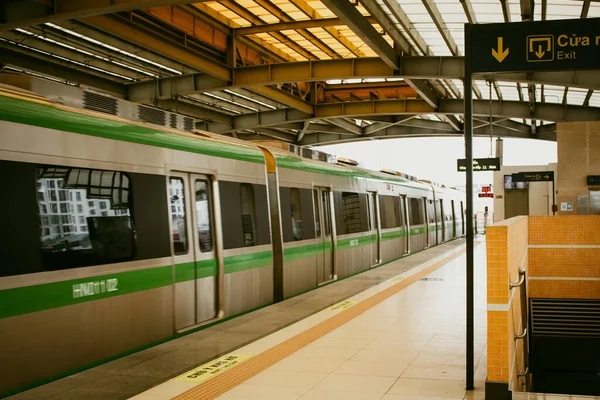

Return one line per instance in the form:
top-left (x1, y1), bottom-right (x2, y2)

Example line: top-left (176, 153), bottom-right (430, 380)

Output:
top-left (0, 74), bottom-right (466, 397)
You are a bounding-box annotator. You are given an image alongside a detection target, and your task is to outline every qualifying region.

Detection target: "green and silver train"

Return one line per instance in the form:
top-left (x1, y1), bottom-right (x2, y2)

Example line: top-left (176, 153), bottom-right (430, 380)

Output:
top-left (0, 75), bottom-right (465, 397)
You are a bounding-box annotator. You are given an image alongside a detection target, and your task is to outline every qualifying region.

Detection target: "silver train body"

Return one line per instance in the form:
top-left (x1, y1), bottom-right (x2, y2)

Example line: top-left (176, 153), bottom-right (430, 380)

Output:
top-left (0, 79), bottom-right (465, 397)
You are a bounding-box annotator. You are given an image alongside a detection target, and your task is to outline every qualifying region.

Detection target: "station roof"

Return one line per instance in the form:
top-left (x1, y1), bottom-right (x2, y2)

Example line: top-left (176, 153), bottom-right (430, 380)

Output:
top-left (1, 0), bottom-right (599, 146)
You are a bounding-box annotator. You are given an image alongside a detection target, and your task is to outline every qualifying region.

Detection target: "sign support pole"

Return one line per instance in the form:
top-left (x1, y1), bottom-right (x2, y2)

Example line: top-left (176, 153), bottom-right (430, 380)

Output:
top-left (464, 22), bottom-right (475, 391)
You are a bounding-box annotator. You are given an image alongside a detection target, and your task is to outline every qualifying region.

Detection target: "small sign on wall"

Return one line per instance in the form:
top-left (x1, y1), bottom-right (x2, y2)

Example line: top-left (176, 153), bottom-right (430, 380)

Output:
top-left (560, 202), bottom-right (573, 211)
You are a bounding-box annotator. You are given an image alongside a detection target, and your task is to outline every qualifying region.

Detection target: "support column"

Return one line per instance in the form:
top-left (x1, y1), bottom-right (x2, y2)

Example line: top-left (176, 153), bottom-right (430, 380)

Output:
top-left (464, 22), bottom-right (475, 391)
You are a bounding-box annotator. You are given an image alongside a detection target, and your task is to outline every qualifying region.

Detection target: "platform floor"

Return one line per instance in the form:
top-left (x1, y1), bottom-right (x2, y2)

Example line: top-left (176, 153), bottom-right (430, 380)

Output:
top-left (10, 239), bottom-right (481, 400)
top-left (132, 239), bottom-right (486, 400)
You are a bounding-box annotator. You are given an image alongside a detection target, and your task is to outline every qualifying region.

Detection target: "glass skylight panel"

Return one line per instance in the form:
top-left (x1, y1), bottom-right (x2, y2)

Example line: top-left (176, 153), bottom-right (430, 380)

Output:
top-left (565, 88), bottom-right (588, 106)
top-left (500, 84), bottom-right (520, 101)
top-left (472, 0), bottom-right (505, 23)
top-left (544, 85), bottom-right (566, 103)
top-left (546, 0), bottom-right (583, 20)
top-left (588, 4), bottom-right (600, 17)
top-left (588, 92), bottom-right (600, 107)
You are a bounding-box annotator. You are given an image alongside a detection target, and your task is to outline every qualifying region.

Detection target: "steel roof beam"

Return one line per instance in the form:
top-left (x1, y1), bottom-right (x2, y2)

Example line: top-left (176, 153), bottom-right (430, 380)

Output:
top-left (1, 30), bottom-right (141, 81)
top-left (460, 0), bottom-right (478, 24)
top-left (220, 0), bottom-right (317, 61)
top-left (298, 122), bottom-right (555, 145)
top-left (234, 17), bottom-right (376, 35)
top-left (584, 89), bottom-right (593, 106)
top-left (0, 0), bottom-right (206, 31)
top-left (288, 0), bottom-right (368, 57)
top-left (500, 0), bottom-right (512, 22)
top-left (520, 0), bottom-right (535, 20)
top-left (421, 0), bottom-right (460, 56)
top-left (320, 0), bottom-right (400, 69)
top-left (270, 122), bottom-right (357, 134)
top-left (440, 99), bottom-right (600, 122)
top-left (581, 0), bottom-right (591, 17)
top-left (489, 70), bottom-right (600, 90)
top-left (381, 0), bottom-right (431, 56)
top-left (327, 118), bottom-right (363, 135)
top-left (1, 47), bottom-right (126, 96)
top-left (251, 0), bottom-right (340, 59)
top-left (208, 98), bottom-right (600, 133)
top-left (246, 86), bottom-right (314, 114)
top-left (83, 15), bottom-right (231, 81)
top-left (127, 74), bottom-right (228, 102)
top-left (157, 98), bottom-right (233, 124)
top-left (39, 22), bottom-right (190, 77)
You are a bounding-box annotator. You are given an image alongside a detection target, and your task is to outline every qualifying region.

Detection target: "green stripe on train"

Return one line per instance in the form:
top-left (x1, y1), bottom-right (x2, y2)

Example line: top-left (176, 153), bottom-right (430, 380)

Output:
top-left (0, 266), bottom-right (173, 320)
top-left (0, 228), bottom-right (431, 319)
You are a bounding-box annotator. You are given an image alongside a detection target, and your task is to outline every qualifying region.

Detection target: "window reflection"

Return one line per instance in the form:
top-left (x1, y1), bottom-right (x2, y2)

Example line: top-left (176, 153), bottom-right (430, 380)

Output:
top-left (195, 180), bottom-right (213, 252)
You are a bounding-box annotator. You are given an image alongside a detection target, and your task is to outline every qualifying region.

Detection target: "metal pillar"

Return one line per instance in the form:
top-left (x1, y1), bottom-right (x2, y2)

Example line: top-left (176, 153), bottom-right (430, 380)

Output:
top-left (464, 23), bottom-right (475, 391)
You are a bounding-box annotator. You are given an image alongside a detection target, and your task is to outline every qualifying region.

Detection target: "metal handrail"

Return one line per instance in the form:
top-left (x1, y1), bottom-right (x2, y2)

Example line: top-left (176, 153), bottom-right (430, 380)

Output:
top-left (511, 267), bottom-right (530, 391)
top-left (509, 267), bottom-right (526, 289)
top-left (514, 328), bottom-right (527, 340)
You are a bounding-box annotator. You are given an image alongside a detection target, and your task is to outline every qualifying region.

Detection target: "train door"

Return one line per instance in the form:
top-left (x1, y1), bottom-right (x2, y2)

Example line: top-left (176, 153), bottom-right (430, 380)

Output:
top-left (314, 187), bottom-right (333, 284)
top-left (451, 200), bottom-right (456, 238)
top-left (400, 194), bottom-right (410, 254)
top-left (461, 201), bottom-right (465, 235)
top-left (423, 197), bottom-right (430, 248)
top-left (367, 191), bottom-right (381, 266)
top-left (169, 173), bottom-right (218, 331)
top-left (440, 200), bottom-right (446, 243)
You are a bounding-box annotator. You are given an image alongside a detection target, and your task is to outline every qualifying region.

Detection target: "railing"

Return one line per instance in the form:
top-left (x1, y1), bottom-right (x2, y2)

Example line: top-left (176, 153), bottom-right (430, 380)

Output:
top-left (510, 267), bottom-right (530, 391)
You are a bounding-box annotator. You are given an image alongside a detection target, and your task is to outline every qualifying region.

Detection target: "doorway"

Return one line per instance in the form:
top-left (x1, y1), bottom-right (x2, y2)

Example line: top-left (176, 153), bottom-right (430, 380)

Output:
top-left (505, 189), bottom-right (529, 218)
top-left (314, 187), bottom-right (334, 284)
top-left (169, 173), bottom-right (218, 331)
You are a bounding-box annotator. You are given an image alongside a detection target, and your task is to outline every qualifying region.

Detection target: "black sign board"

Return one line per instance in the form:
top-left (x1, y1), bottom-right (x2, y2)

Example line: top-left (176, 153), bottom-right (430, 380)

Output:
top-left (478, 193), bottom-right (494, 198)
top-left (470, 18), bottom-right (600, 73)
top-left (588, 175), bottom-right (600, 185)
top-left (511, 171), bottom-right (554, 182)
top-left (457, 158), bottom-right (500, 172)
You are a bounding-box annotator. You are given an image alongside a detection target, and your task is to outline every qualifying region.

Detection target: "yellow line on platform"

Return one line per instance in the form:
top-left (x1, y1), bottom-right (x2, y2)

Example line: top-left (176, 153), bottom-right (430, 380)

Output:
top-left (175, 246), bottom-right (467, 400)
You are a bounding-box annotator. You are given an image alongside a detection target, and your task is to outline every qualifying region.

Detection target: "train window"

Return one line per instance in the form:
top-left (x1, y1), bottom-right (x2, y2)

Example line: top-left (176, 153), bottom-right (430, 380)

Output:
top-left (290, 188), bottom-right (303, 241)
top-left (341, 192), bottom-right (363, 234)
top-left (427, 200), bottom-right (435, 224)
top-left (195, 179), bottom-right (213, 252)
top-left (322, 191), bottom-right (331, 236)
top-left (36, 166), bottom-right (135, 267)
top-left (169, 177), bottom-right (188, 255)
top-left (380, 195), bottom-right (401, 229)
top-left (409, 198), bottom-right (424, 225)
top-left (240, 183), bottom-right (256, 246)
top-left (435, 200), bottom-right (442, 222)
top-left (313, 190), bottom-right (321, 237)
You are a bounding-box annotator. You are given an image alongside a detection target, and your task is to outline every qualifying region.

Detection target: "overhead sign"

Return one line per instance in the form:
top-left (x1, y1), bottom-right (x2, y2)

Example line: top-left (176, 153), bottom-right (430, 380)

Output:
top-left (470, 18), bottom-right (600, 73)
top-left (511, 171), bottom-right (554, 182)
top-left (481, 186), bottom-right (492, 193)
top-left (457, 158), bottom-right (501, 172)
top-left (587, 175), bottom-right (600, 185)
top-left (478, 193), bottom-right (494, 198)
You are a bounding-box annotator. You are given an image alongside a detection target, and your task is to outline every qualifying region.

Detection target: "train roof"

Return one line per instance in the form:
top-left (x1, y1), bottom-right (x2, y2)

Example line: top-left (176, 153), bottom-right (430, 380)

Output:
top-left (0, 89), bottom-right (432, 191)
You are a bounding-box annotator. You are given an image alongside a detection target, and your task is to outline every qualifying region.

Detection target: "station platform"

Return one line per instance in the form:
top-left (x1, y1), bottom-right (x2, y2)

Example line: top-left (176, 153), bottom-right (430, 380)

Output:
top-left (9, 239), bottom-right (485, 400)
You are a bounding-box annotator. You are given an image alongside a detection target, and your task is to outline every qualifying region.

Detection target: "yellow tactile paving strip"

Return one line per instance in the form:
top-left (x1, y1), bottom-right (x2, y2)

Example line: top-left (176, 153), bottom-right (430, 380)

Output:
top-left (175, 247), bottom-right (467, 400)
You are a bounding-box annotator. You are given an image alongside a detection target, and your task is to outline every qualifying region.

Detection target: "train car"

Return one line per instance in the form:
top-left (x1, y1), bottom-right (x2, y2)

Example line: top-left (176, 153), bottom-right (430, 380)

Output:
top-left (0, 75), bottom-right (465, 397)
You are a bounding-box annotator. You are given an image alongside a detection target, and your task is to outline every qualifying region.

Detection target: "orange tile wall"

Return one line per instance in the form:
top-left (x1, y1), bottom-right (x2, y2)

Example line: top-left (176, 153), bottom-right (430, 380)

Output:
top-left (486, 215), bottom-right (600, 391)
top-left (486, 216), bottom-right (527, 387)
top-left (528, 216), bottom-right (600, 300)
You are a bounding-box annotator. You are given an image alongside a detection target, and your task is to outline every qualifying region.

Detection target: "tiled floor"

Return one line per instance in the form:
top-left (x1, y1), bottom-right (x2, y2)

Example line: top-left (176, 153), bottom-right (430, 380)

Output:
top-left (208, 242), bottom-right (488, 400)
top-left (10, 241), bottom-right (468, 400)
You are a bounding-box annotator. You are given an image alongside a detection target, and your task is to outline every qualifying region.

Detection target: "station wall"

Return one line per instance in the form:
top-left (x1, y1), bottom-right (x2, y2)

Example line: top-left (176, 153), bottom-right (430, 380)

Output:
top-left (557, 121), bottom-right (600, 215)
top-left (493, 164), bottom-right (557, 221)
